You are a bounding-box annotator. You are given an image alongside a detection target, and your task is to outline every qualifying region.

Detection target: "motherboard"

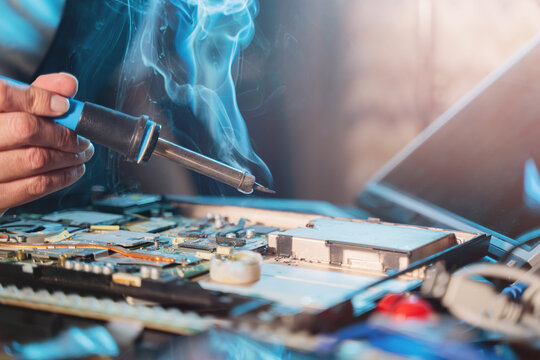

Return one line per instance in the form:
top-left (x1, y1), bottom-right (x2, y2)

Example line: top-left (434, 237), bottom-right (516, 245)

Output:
top-left (0, 194), bottom-right (488, 346)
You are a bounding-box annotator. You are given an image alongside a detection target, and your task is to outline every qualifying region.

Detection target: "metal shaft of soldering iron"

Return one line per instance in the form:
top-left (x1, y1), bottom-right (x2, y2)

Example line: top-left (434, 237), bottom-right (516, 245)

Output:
top-left (154, 138), bottom-right (275, 195)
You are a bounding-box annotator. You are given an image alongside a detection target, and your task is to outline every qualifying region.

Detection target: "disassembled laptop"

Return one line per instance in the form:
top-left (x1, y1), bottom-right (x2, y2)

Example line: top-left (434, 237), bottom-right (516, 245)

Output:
top-left (4, 35), bottom-right (540, 355)
top-left (0, 193), bottom-right (489, 350)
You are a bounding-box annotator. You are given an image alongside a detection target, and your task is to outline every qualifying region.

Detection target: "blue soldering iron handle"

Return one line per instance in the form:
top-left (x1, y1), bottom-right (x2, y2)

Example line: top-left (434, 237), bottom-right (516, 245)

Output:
top-left (52, 98), bottom-right (84, 131)
top-left (0, 74), bottom-right (161, 163)
top-left (0, 74), bottom-right (84, 131)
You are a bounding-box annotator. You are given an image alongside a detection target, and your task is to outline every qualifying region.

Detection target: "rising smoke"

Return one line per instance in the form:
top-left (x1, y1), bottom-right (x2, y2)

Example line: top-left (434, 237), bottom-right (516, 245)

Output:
top-left (117, 0), bottom-right (272, 191)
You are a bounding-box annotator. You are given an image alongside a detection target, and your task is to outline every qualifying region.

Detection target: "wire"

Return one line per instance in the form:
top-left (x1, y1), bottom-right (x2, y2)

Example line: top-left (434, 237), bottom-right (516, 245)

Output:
top-left (0, 238), bottom-right (176, 264)
top-left (498, 229), bottom-right (540, 265)
top-left (443, 263), bottom-right (540, 338)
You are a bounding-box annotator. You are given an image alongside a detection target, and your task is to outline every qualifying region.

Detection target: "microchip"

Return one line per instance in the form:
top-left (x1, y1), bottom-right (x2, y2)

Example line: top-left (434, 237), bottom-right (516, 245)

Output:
top-left (69, 230), bottom-right (158, 248)
top-left (93, 193), bottom-right (162, 213)
top-left (215, 236), bottom-right (247, 247)
top-left (175, 230), bottom-right (206, 239)
top-left (126, 219), bottom-right (177, 233)
top-left (175, 242), bottom-right (216, 252)
top-left (42, 211), bottom-right (126, 227)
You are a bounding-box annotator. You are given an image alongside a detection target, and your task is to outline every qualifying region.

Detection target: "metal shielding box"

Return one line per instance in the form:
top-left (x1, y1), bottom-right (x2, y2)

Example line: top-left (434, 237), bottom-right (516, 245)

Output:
top-left (268, 218), bottom-right (457, 272)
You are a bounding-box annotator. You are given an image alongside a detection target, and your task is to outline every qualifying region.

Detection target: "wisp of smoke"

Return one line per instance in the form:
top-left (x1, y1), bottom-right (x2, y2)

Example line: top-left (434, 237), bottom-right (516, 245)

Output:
top-left (120, 0), bottom-right (272, 190)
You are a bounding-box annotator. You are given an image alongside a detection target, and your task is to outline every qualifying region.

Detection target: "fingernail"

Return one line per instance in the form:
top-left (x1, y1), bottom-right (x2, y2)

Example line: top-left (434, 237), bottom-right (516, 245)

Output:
top-left (81, 143), bottom-right (94, 161)
top-left (73, 164), bottom-right (85, 179)
top-left (51, 95), bottom-right (70, 114)
top-left (59, 72), bottom-right (79, 96)
top-left (77, 136), bottom-right (92, 152)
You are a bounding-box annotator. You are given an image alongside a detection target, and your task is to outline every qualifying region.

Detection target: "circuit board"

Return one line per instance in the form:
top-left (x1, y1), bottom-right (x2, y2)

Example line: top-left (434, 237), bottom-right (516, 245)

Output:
top-left (0, 194), bottom-right (487, 336)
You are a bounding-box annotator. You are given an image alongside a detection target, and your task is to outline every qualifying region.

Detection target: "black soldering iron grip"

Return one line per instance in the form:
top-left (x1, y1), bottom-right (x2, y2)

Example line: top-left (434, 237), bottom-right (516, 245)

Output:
top-left (75, 102), bottom-right (159, 162)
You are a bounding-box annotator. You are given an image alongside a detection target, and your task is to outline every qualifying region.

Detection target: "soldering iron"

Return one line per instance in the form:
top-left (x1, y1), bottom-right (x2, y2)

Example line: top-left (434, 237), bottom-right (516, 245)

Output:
top-left (0, 75), bottom-right (274, 195)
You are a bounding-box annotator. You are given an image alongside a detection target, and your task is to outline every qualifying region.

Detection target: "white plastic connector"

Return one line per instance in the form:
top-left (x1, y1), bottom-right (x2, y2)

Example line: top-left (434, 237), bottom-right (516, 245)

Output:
top-left (442, 263), bottom-right (540, 338)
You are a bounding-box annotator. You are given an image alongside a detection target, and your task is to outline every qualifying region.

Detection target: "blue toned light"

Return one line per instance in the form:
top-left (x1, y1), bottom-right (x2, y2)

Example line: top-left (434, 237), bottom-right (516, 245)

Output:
top-left (0, 0), bottom-right (65, 77)
top-left (523, 158), bottom-right (540, 212)
top-left (17, 0), bottom-right (66, 28)
top-left (6, 326), bottom-right (119, 360)
top-left (0, 3), bottom-right (41, 52)
top-left (138, 0), bottom-right (272, 185)
top-left (0, 0), bottom-right (64, 53)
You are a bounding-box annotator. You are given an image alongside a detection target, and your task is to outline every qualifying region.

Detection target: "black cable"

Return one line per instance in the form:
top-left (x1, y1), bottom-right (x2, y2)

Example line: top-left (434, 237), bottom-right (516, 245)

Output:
top-left (498, 231), bottom-right (540, 265)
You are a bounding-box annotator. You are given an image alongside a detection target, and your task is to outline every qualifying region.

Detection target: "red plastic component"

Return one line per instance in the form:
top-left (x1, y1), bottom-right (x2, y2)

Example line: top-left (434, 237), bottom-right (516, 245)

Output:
top-left (376, 293), bottom-right (433, 320)
top-left (376, 293), bottom-right (404, 313)
top-left (392, 296), bottom-right (433, 320)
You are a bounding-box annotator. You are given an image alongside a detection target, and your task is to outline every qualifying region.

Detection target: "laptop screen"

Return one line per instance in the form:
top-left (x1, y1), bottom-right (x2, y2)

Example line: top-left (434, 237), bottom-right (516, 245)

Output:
top-left (375, 36), bottom-right (540, 242)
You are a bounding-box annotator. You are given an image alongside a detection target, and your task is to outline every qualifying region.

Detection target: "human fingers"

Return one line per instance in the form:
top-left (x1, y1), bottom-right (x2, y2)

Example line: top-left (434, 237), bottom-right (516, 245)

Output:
top-left (0, 164), bottom-right (86, 211)
top-left (0, 77), bottom-right (70, 116)
top-left (0, 144), bottom-right (94, 182)
top-left (0, 112), bottom-right (90, 153)
top-left (31, 73), bottom-right (79, 98)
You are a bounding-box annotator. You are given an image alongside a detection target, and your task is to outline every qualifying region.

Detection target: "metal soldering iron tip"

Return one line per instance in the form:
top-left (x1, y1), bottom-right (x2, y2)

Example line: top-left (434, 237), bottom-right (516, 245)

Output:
top-left (254, 183), bottom-right (276, 194)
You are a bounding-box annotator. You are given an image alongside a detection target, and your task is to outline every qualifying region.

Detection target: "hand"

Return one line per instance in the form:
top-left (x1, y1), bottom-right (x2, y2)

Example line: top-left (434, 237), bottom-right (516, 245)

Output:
top-left (0, 73), bottom-right (94, 214)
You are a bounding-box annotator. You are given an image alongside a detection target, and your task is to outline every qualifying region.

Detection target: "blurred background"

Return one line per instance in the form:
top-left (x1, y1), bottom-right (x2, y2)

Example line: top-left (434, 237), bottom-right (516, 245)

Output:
top-left (228, 0), bottom-right (540, 205)
top-left (11, 0), bottom-right (540, 211)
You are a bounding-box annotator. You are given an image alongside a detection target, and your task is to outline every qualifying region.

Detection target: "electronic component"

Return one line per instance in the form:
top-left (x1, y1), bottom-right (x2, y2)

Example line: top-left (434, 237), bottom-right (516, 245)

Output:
top-left (172, 239), bottom-right (215, 252)
top-left (96, 249), bottom-right (200, 267)
top-left (167, 217), bottom-right (267, 253)
top-left (0, 220), bottom-right (68, 243)
top-left (0, 242), bottom-right (177, 264)
top-left (45, 230), bottom-right (73, 243)
top-left (268, 218), bottom-right (457, 272)
top-left (0, 249), bottom-right (16, 259)
top-left (96, 255), bottom-right (170, 267)
top-left (175, 262), bottom-right (210, 279)
top-left (173, 236), bottom-right (267, 253)
top-left (424, 263), bottom-right (540, 338)
top-left (0, 284), bottom-right (214, 335)
top-left (133, 249), bottom-right (201, 265)
top-left (214, 218), bottom-right (247, 238)
top-left (215, 235), bottom-right (246, 247)
top-left (0, 198), bottom-right (488, 342)
top-left (42, 211), bottom-right (126, 227)
top-left (69, 230), bottom-right (158, 248)
top-left (93, 193), bottom-right (162, 213)
top-left (89, 225), bottom-right (120, 231)
top-left (125, 219), bottom-right (177, 233)
top-left (112, 272), bottom-right (142, 287)
top-left (209, 251), bottom-right (262, 285)
top-left (63, 261), bottom-right (114, 275)
top-left (29, 248), bottom-right (107, 261)
top-left (174, 229), bottom-right (207, 240)
top-left (239, 225), bottom-right (280, 237)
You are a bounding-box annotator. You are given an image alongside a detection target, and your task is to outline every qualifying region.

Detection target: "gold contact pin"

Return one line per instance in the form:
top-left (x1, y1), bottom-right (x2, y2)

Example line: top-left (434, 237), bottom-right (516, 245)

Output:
top-left (90, 225), bottom-right (121, 231)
